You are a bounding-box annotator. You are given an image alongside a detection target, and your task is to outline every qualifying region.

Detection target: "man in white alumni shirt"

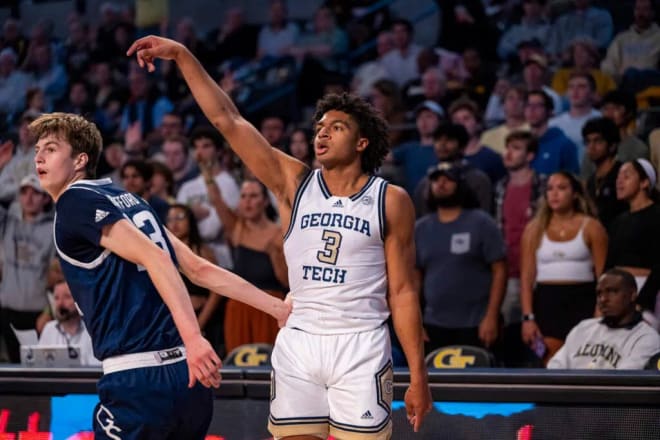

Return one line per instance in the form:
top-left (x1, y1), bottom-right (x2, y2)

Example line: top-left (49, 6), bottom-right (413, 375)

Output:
top-left (548, 268), bottom-right (660, 369)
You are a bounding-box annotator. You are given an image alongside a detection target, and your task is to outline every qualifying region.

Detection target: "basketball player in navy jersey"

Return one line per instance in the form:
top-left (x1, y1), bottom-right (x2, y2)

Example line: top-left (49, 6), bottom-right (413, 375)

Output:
top-left (128, 36), bottom-right (432, 439)
top-left (30, 113), bottom-right (290, 440)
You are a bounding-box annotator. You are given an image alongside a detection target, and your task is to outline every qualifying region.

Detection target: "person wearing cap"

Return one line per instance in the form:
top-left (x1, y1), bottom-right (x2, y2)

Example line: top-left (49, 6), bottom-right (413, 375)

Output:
top-left (547, 0), bottom-right (613, 60)
top-left (415, 160), bottom-right (506, 355)
top-left (413, 122), bottom-right (493, 216)
top-left (522, 53), bottom-right (564, 115)
top-left (606, 158), bottom-right (660, 293)
top-left (525, 89), bottom-right (580, 177)
top-left (393, 100), bottom-right (444, 195)
top-left (497, 0), bottom-right (551, 62)
top-left (547, 268), bottom-right (660, 370)
top-left (0, 174), bottom-right (54, 363)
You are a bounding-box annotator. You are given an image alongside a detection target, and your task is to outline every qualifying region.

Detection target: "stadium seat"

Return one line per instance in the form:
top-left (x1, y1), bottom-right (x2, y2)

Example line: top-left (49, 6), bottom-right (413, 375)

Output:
top-left (223, 343), bottom-right (273, 367)
top-left (644, 351), bottom-right (660, 371)
top-left (425, 345), bottom-right (496, 369)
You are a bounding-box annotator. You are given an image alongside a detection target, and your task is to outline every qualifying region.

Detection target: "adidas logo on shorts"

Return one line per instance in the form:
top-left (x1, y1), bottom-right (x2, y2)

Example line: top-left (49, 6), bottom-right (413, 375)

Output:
top-left (360, 410), bottom-right (373, 420)
top-left (332, 199), bottom-right (344, 208)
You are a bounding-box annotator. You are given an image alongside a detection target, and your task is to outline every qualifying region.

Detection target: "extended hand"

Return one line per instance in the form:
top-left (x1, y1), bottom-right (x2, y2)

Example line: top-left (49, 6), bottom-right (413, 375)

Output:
top-left (404, 382), bottom-right (432, 432)
top-left (186, 335), bottom-right (222, 389)
top-left (127, 35), bottom-right (186, 72)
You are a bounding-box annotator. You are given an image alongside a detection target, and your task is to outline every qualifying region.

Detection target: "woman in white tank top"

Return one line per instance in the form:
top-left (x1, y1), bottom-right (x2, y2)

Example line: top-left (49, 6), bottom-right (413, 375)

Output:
top-left (520, 171), bottom-right (608, 364)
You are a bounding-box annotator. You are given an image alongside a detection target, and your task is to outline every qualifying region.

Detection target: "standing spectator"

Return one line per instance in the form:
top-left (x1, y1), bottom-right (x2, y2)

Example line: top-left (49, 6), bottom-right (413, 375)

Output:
top-left (393, 100), bottom-right (444, 195)
top-left (379, 19), bottom-right (422, 88)
top-left (481, 84), bottom-right (530, 155)
top-left (522, 53), bottom-right (563, 115)
top-left (607, 159), bottom-right (660, 292)
top-left (414, 123), bottom-right (493, 215)
top-left (161, 135), bottom-right (198, 193)
top-left (497, 0), bottom-right (551, 62)
top-left (600, 90), bottom-right (649, 163)
top-left (206, 177), bottom-right (288, 353)
top-left (547, 0), bottom-right (613, 61)
top-left (494, 131), bottom-right (544, 362)
top-left (0, 175), bottom-right (54, 363)
top-left (256, 0), bottom-right (299, 61)
top-left (525, 90), bottom-right (579, 177)
top-left (520, 171), bottom-right (608, 363)
top-left (549, 72), bottom-right (601, 165)
top-left (601, 0), bottom-right (660, 88)
top-left (176, 127), bottom-right (240, 268)
top-left (416, 162), bottom-right (506, 353)
top-left (39, 280), bottom-right (99, 366)
top-left (449, 98), bottom-right (506, 184)
top-left (548, 269), bottom-right (660, 369)
top-left (551, 38), bottom-right (616, 102)
top-left (583, 117), bottom-right (628, 229)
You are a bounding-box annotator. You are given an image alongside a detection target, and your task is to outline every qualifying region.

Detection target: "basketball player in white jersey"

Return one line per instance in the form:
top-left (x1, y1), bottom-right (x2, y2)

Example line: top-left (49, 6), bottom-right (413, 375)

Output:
top-left (128, 36), bottom-right (432, 439)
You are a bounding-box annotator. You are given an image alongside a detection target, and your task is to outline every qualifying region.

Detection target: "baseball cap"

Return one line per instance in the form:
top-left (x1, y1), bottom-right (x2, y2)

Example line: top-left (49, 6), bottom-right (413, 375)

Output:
top-left (524, 53), bottom-right (548, 69)
top-left (20, 174), bottom-right (46, 193)
top-left (415, 100), bottom-right (445, 118)
top-left (427, 161), bottom-right (462, 181)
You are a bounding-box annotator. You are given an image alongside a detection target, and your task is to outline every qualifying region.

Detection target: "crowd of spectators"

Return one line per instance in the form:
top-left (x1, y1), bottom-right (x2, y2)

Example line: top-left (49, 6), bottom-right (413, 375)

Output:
top-left (0, 0), bottom-right (659, 369)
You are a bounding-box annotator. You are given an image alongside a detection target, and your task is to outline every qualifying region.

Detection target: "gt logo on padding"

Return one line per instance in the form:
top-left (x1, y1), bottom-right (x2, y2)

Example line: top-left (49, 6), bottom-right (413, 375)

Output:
top-left (432, 348), bottom-right (476, 368)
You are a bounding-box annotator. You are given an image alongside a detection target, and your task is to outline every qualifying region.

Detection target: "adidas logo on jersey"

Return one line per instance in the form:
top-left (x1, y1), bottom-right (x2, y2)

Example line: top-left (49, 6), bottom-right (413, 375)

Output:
top-left (332, 199), bottom-right (344, 208)
top-left (95, 209), bottom-right (109, 223)
top-left (360, 410), bottom-right (373, 420)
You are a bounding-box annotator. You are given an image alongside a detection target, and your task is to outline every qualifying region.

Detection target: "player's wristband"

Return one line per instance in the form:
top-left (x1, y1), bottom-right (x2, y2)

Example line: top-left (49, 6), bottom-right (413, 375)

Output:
top-left (522, 313), bottom-right (535, 322)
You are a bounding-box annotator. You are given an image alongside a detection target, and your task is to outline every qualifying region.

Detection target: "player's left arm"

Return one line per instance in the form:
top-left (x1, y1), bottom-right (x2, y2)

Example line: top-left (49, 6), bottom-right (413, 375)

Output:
top-left (384, 185), bottom-right (432, 432)
top-left (99, 219), bottom-right (221, 388)
top-left (166, 228), bottom-right (290, 325)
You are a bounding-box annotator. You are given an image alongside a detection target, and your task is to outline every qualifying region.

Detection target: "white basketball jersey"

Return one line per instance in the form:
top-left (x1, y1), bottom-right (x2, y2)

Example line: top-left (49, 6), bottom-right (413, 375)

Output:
top-left (283, 169), bottom-right (389, 334)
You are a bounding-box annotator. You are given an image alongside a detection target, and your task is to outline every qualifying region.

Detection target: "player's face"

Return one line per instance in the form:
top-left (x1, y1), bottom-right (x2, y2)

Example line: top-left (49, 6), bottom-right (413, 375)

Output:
top-left (34, 134), bottom-right (79, 200)
top-left (238, 181), bottom-right (267, 220)
top-left (616, 162), bottom-right (646, 201)
top-left (545, 174), bottom-right (575, 212)
top-left (596, 274), bottom-right (633, 320)
top-left (166, 206), bottom-right (190, 240)
top-left (313, 110), bottom-right (365, 169)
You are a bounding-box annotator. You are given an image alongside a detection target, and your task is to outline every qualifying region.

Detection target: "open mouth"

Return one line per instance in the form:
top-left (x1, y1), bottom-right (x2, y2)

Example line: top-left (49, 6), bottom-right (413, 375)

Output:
top-left (315, 144), bottom-right (329, 156)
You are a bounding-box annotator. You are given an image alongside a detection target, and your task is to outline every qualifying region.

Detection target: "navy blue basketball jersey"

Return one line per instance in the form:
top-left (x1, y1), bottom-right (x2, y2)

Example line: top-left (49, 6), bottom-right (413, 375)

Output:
top-left (53, 178), bottom-right (182, 360)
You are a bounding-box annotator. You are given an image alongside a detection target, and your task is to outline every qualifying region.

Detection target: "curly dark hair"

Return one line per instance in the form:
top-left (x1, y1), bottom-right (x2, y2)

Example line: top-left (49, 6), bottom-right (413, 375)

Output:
top-left (313, 93), bottom-right (390, 175)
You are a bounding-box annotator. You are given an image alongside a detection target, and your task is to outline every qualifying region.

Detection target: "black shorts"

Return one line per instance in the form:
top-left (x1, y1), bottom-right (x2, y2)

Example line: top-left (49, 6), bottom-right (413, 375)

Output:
top-left (533, 282), bottom-right (596, 340)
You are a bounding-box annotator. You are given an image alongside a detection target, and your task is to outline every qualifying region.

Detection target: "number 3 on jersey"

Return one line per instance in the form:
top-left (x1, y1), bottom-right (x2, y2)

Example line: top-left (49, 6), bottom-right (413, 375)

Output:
top-left (132, 210), bottom-right (171, 271)
top-left (317, 230), bottom-right (342, 265)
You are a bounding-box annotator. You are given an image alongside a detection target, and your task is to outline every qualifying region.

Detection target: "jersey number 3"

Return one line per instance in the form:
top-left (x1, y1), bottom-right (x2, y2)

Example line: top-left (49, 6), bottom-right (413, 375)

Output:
top-left (317, 230), bottom-right (342, 265)
top-left (132, 210), bottom-right (171, 271)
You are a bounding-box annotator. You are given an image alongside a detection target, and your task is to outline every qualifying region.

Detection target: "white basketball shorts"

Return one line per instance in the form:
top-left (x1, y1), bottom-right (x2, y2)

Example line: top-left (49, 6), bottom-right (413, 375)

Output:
top-left (268, 325), bottom-right (393, 439)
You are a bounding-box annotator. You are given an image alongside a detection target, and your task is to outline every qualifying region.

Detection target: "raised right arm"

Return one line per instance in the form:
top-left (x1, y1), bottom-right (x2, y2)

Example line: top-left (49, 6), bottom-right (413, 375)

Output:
top-left (127, 36), bottom-right (308, 205)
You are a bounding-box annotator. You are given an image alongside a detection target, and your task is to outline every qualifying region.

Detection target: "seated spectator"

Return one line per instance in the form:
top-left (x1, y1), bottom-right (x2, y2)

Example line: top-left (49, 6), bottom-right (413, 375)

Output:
top-left (525, 90), bottom-right (579, 177)
top-left (39, 280), bottom-right (99, 366)
top-left (497, 0), bottom-right (550, 62)
top-left (260, 115), bottom-right (287, 150)
top-left (607, 159), bottom-right (660, 292)
top-left (601, 0), bottom-right (660, 91)
top-left (22, 43), bottom-right (68, 110)
top-left (205, 7), bottom-right (258, 70)
top-left (415, 161), bottom-right (506, 354)
top-left (0, 18), bottom-right (29, 65)
top-left (61, 19), bottom-right (93, 82)
top-left (548, 269), bottom-right (660, 369)
top-left (583, 117), bottom-right (628, 229)
top-left (120, 160), bottom-right (170, 223)
top-left (350, 30), bottom-right (394, 98)
top-left (414, 123), bottom-right (493, 215)
top-left (481, 84), bottom-right (530, 155)
top-left (520, 171), bottom-right (608, 363)
top-left (547, 0), bottom-right (613, 62)
top-left (0, 48), bottom-right (32, 118)
top-left (549, 72), bottom-right (602, 165)
top-left (285, 128), bottom-right (314, 169)
top-left (205, 177), bottom-right (287, 354)
top-left (522, 53), bottom-right (564, 115)
top-left (449, 98), bottom-right (506, 184)
top-left (551, 38), bottom-right (616, 103)
top-left (435, 0), bottom-right (498, 59)
top-left (369, 79), bottom-right (409, 147)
